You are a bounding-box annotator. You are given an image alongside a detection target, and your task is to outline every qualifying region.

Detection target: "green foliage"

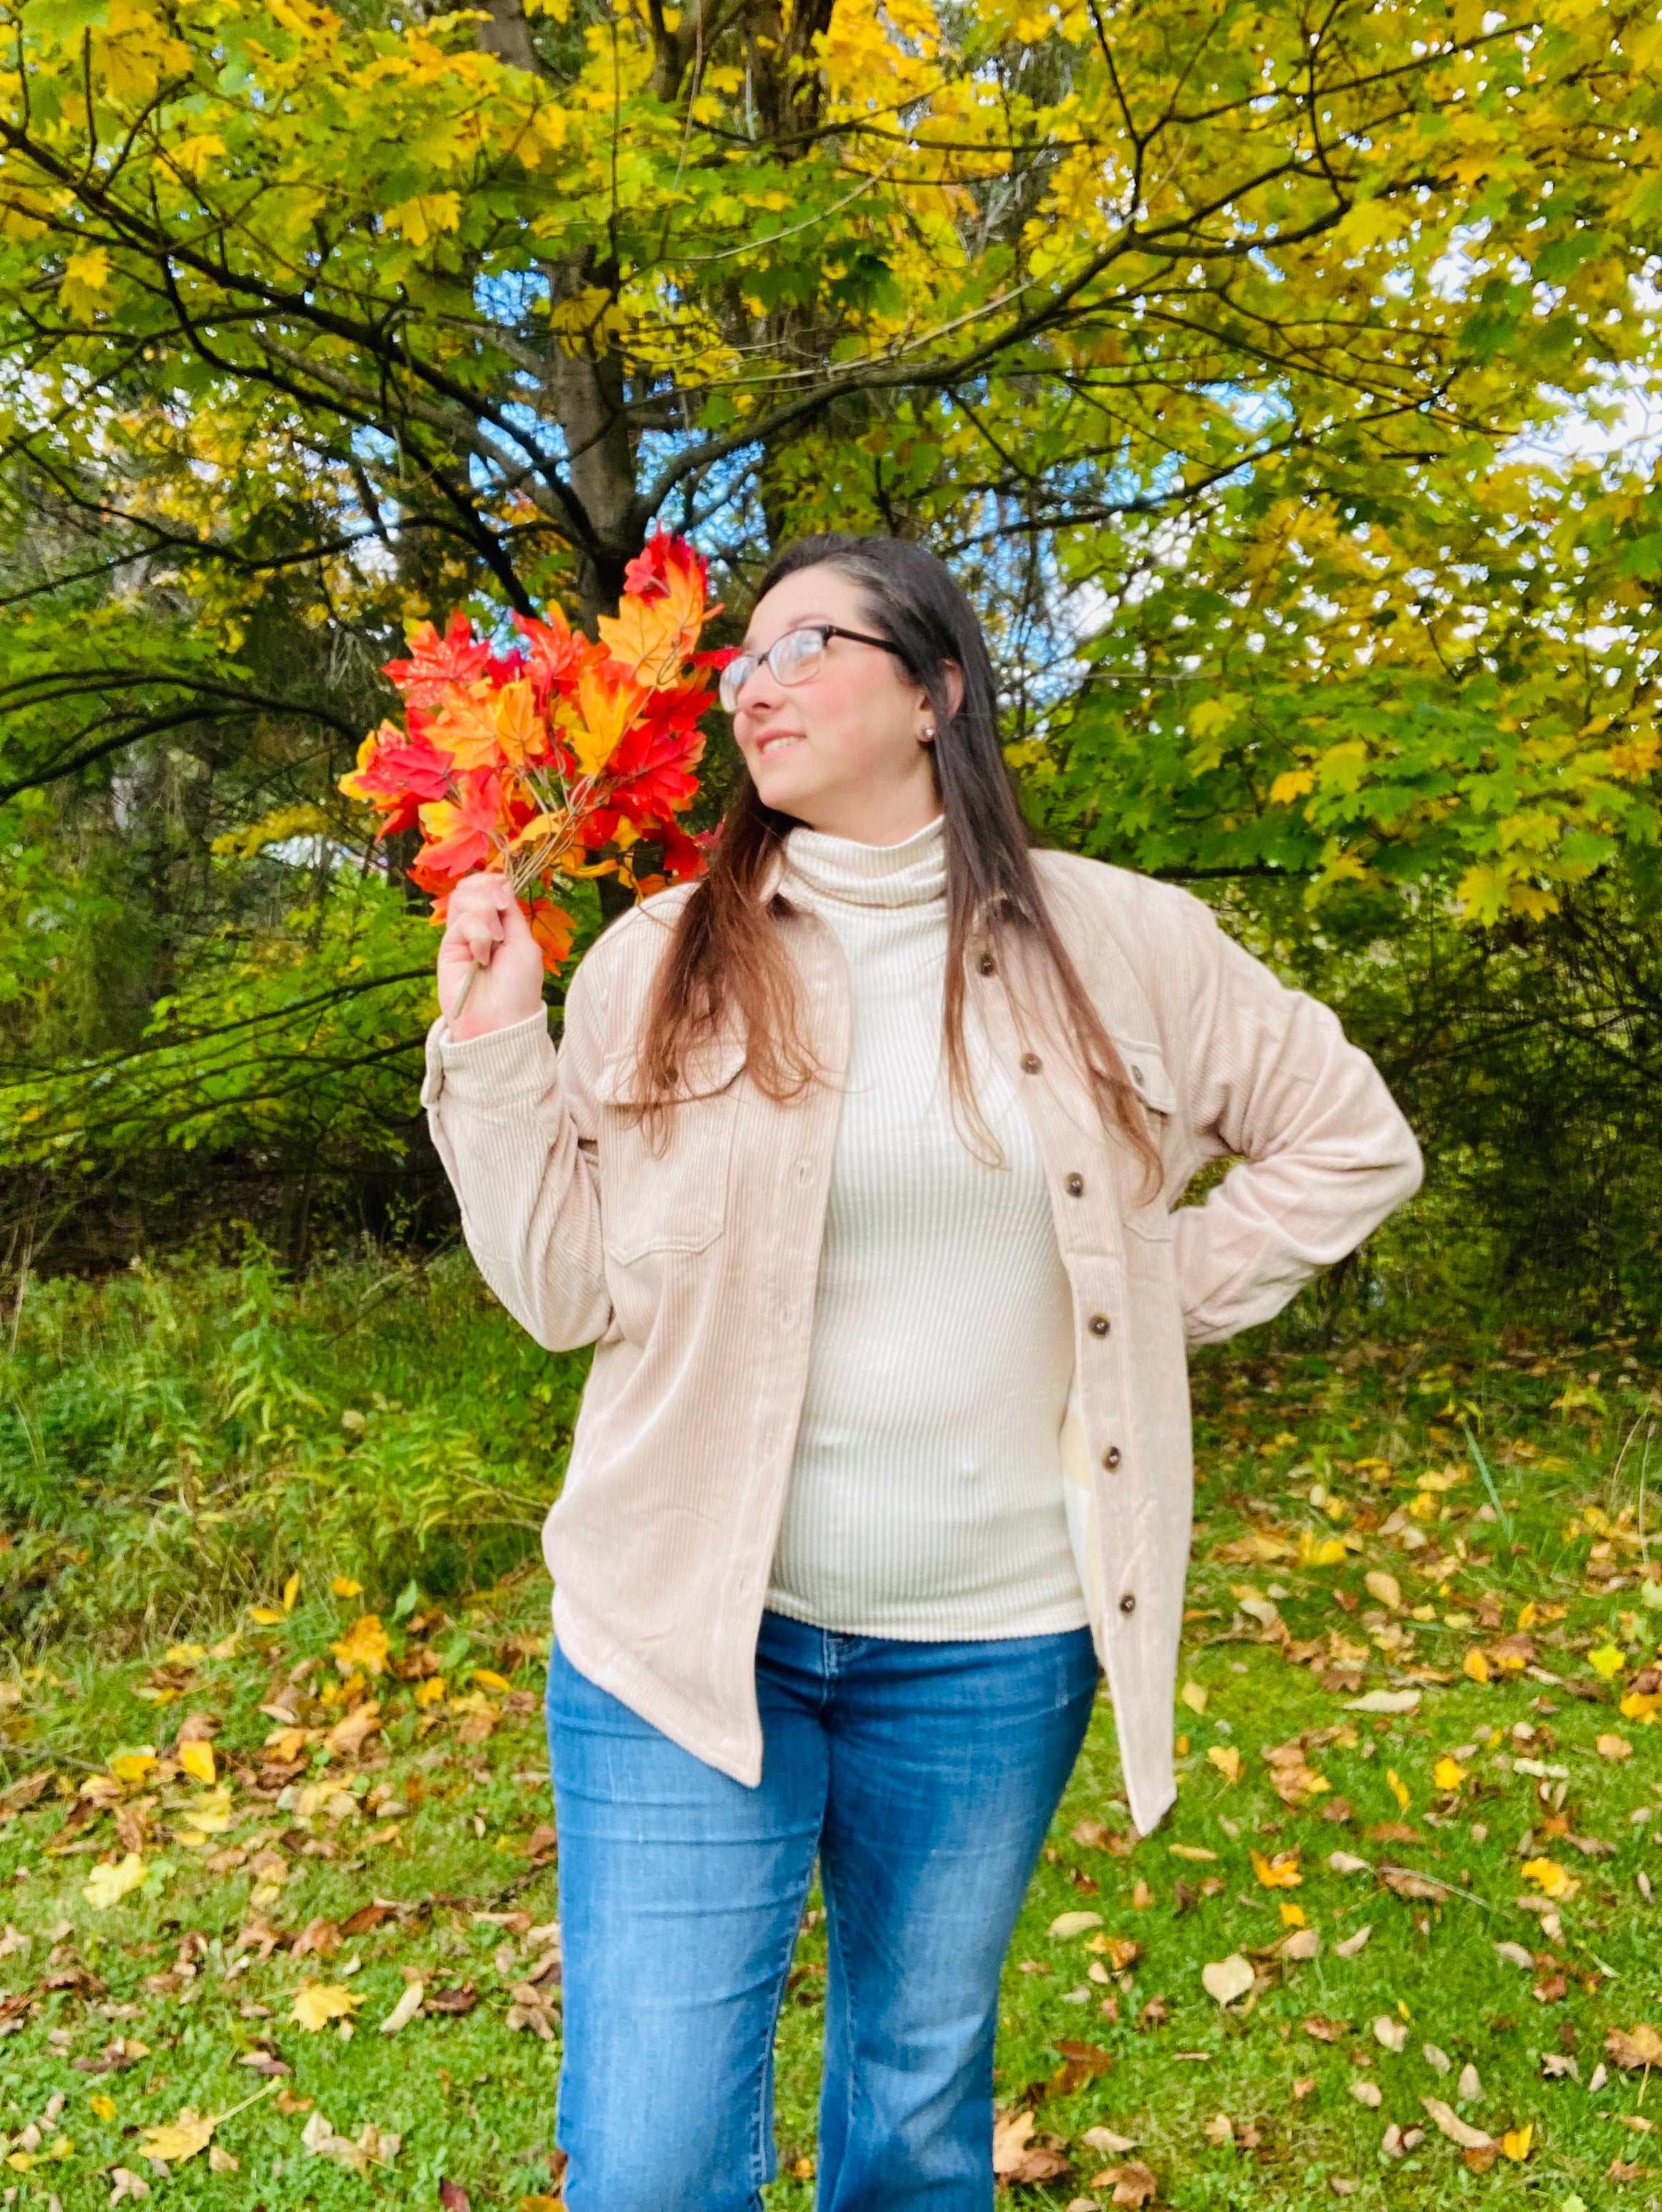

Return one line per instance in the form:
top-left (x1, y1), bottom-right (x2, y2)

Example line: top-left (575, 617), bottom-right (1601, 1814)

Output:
top-left (0, 1246), bottom-right (590, 1653)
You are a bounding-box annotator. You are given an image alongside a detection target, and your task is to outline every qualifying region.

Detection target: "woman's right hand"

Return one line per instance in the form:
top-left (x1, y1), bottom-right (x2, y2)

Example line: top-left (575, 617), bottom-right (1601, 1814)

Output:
top-left (438, 874), bottom-right (546, 1042)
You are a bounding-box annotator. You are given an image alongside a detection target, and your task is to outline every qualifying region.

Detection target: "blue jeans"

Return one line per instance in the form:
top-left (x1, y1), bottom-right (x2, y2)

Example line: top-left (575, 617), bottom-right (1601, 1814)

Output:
top-left (545, 1607), bottom-right (1099, 2212)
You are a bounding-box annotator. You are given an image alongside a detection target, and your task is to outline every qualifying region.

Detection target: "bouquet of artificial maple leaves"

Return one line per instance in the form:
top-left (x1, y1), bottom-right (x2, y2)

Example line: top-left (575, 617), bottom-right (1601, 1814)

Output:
top-left (340, 529), bottom-right (724, 986)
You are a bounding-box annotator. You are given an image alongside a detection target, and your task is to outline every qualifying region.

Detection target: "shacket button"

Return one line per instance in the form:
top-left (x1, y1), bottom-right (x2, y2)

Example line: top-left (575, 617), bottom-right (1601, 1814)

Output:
top-left (1019, 1052), bottom-right (1042, 1074)
top-left (1103, 1446), bottom-right (1121, 1470)
top-left (1089, 1313), bottom-right (1110, 1337)
top-left (1119, 1592), bottom-right (1136, 1616)
top-left (979, 955), bottom-right (996, 976)
top-left (1065, 1173), bottom-right (1084, 1197)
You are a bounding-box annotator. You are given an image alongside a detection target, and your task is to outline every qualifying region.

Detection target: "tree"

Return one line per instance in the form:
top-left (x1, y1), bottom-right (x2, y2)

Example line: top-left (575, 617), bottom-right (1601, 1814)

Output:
top-left (0, 0), bottom-right (1658, 1266)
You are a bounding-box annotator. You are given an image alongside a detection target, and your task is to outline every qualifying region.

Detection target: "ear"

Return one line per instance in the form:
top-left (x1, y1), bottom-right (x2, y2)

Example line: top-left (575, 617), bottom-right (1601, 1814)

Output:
top-left (917, 662), bottom-right (964, 742)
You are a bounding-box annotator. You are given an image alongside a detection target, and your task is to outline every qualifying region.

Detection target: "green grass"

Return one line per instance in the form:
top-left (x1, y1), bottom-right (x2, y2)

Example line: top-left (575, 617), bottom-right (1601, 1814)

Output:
top-left (1, 1267), bottom-right (1660, 2208)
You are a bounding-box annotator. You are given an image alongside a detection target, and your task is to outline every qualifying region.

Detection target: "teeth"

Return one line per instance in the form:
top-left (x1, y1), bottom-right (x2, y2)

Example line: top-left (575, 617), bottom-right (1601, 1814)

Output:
top-left (760, 736), bottom-right (798, 754)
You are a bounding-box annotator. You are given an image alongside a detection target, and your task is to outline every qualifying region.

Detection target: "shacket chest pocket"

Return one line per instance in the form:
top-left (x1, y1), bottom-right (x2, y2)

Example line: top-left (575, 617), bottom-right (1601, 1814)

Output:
top-left (1114, 1037), bottom-right (1177, 1241)
top-left (592, 1037), bottom-right (748, 1264)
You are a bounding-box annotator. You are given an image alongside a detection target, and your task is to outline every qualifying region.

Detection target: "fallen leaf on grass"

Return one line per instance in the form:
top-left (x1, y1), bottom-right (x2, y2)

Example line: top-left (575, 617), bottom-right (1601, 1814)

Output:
top-left (1365, 1571), bottom-right (1402, 1612)
top-left (1169, 1844), bottom-right (1218, 1862)
top-left (1207, 1745), bottom-right (1243, 1784)
top-left (1350, 2082), bottom-right (1383, 2108)
top-left (1423, 2044), bottom-right (1451, 2074)
top-left (178, 1740), bottom-right (216, 1787)
top-left (1495, 1941), bottom-right (1534, 1969)
top-left (1423, 2096), bottom-right (1492, 2150)
top-left (425, 1984), bottom-right (480, 2015)
top-left (1092, 2160), bottom-right (1158, 2205)
top-left (1181, 1681), bottom-right (1209, 1714)
top-left (1345, 1688), bottom-right (1419, 1714)
top-left (1500, 2123), bottom-right (1533, 2161)
top-left (1373, 2016), bottom-right (1408, 2052)
top-left (1201, 1955), bottom-right (1254, 2006)
top-left (991, 2109), bottom-right (1069, 2183)
top-left (1522, 1857), bottom-right (1579, 1900)
top-left (1335, 1925), bottom-right (1371, 1956)
top-left (108, 2168), bottom-right (150, 2201)
top-left (438, 2183), bottom-right (471, 2212)
top-left (1203, 2112), bottom-right (1234, 2145)
top-left (1281, 1928), bottom-right (1320, 1960)
top-left (1327, 1850), bottom-right (1368, 1875)
top-left (138, 2109), bottom-right (217, 2166)
top-left (1610, 2155), bottom-right (1649, 2180)
top-left (1082, 2127), bottom-right (1139, 2154)
top-left (301, 2110), bottom-right (401, 2172)
top-left (330, 1615), bottom-right (390, 1676)
top-left (1597, 1733), bottom-right (1632, 1761)
top-left (1607, 2026), bottom-right (1662, 2070)
top-left (1302, 2016), bottom-right (1348, 2042)
top-left (1048, 1911), bottom-right (1103, 1939)
top-left (1251, 1849), bottom-right (1302, 1890)
top-left (379, 1981), bottom-right (423, 2035)
top-left (290, 1983), bottom-right (362, 2032)
top-left (324, 1701), bottom-right (381, 1759)
top-left (84, 1855), bottom-right (146, 1910)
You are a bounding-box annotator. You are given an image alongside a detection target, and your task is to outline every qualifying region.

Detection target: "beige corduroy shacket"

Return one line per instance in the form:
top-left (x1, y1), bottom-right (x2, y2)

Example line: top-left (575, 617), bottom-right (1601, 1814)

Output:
top-left (420, 830), bottom-right (1422, 1834)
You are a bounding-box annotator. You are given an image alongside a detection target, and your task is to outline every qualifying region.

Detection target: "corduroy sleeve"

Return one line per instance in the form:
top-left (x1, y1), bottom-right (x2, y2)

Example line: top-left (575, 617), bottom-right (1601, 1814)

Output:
top-left (418, 950), bottom-right (613, 1352)
top-left (1169, 891), bottom-right (1423, 1345)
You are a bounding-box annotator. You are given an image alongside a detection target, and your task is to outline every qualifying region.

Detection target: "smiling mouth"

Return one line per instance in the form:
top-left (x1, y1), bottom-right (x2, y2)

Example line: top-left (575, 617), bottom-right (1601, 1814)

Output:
top-left (758, 734), bottom-right (802, 756)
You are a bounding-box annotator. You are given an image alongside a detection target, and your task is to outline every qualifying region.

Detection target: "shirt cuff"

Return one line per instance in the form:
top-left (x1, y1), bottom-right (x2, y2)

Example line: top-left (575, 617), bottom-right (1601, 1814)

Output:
top-left (419, 1009), bottom-right (553, 1110)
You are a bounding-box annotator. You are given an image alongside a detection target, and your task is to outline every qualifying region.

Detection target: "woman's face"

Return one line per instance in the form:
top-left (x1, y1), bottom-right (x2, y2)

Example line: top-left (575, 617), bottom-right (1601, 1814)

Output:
top-left (728, 564), bottom-right (954, 844)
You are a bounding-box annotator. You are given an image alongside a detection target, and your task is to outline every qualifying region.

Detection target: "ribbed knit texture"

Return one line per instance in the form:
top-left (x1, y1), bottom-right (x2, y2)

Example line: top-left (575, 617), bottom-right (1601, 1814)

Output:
top-left (764, 812), bottom-right (1089, 1640)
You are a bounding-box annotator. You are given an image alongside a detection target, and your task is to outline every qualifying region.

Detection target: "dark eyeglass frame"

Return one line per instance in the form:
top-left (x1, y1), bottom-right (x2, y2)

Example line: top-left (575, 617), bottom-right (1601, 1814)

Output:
top-left (719, 622), bottom-right (908, 714)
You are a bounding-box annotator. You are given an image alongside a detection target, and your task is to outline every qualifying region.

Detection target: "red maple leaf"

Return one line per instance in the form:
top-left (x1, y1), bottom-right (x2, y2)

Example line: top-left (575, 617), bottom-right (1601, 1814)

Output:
top-left (384, 610), bottom-right (494, 707)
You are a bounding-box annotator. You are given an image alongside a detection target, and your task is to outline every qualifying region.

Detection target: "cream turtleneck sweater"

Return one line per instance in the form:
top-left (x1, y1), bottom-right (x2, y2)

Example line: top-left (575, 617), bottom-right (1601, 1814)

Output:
top-left (765, 812), bottom-right (1090, 1641)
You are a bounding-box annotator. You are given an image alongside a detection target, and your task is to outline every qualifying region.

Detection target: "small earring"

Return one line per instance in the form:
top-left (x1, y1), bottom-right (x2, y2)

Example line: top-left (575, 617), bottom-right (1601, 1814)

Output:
top-left (922, 723), bottom-right (936, 741)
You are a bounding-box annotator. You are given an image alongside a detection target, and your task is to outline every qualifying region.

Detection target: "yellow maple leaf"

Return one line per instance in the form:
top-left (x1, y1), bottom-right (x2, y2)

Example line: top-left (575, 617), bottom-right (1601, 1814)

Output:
top-left (331, 1574), bottom-right (362, 1598)
top-left (1587, 1644), bottom-right (1625, 1679)
top-left (1269, 768), bottom-right (1315, 805)
top-left (1251, 1848), bottom-right (1302, 1890)
top-left (90, 2095), bottom-right (115, 2122)
top-left (178, 1739), bottom-right (216, 1787)
top-left (1464, 1648), bottom-right (1492, 1684)
top-left (1179, 1680), bottom-right (1208, 1714)
top-left (1520, 1857), bottom-right (1577, 1899)
top-left (596, 567), bottom-right (704, 685)
top-left (1499, 2122), bottom-right (1533, 2162)
top-left (140, 2108), bottom-right (217, 2164)
top-left (291, 1982), bottom-right (363, 2031)
top-left (108, 1750), bottom-right (157, 1786)
top-left (59, 246), bottom-right (112, 318)
top-left (561, 661), bottom-right (645, 777)
top-left (1433, 1756), bottom-right (1466, 1789)
top-left (1279, 1901), bottom-right (1307, 1927)
top-left (493, 680), bottom-right (545, 769)
top-left (1207, 1744), bottom-right (1242, 1784)
top-left (385, 191), bottom-right (462, 247)
top-left (85, 1853), bottom-right (147, 1910)
top-left (331, 1614), bottom-right (390, 1676)
top-left (413, 1675), bottom-right (446, 1708)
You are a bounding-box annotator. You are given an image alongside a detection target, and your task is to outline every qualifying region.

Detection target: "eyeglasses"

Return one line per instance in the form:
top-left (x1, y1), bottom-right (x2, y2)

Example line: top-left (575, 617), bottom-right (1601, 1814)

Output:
top-left (718, 622), bottom-right (907, 716)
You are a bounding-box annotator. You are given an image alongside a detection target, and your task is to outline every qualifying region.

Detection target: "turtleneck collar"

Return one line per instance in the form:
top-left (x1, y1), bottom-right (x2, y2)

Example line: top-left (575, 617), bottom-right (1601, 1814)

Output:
top-left (781, 812), bottom-right (946, 910)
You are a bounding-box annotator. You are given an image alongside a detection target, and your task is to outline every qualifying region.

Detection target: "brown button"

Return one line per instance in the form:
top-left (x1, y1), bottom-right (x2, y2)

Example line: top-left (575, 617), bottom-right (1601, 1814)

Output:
top-left (1089, 1314), bottom-right (1110, 1337)
top-left (1103, 1446), bottom-right (1121, 1471)
top-left (1019, 1052), bottom-right (1042, 1074)
top-left (1119, 1592), bottom-right (1136, 1616)
top-left (979, 955), bottom-right (996, 976)
top-left (1065, 1173), bottom-right (1084, 1197)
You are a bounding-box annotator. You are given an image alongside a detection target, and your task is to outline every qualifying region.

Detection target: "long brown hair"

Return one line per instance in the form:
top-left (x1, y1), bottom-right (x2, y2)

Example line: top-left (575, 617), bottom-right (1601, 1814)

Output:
top-left (630, 533), bottom-right (1161, 1188)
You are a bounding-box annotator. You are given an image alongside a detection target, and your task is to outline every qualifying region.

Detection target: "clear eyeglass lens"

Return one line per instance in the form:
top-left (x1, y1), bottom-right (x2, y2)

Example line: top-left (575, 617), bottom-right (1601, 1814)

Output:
top-left (721, 627), bottom-right (827, 713)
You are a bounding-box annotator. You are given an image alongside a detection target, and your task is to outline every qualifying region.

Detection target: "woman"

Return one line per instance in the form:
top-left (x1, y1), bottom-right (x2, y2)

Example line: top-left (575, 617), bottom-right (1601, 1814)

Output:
top-left (421, 533), bottom-right (1421, 2211)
